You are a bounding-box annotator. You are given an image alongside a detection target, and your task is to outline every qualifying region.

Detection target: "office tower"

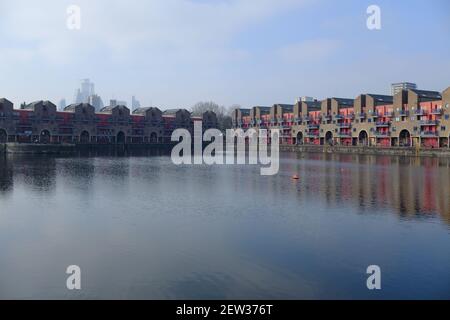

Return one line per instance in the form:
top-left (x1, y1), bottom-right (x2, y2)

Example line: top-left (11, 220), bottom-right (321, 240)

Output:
top-left (391, 82), bottom-right (417, 95)
top-left (58, 98), bottom-right (66, 111)
top-left (88, 94), bottom-right (104, 112)
top-left (132, 95), bottom-right (141, 110)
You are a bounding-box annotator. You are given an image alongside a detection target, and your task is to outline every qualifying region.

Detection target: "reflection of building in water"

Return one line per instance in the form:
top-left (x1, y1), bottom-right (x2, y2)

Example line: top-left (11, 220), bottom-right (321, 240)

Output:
top-left (0, 156), bottom-right (58, 194)
top-left (0, 156), bottom-right (13, 194)
top-left (293, 154), bottom-right (450, 225)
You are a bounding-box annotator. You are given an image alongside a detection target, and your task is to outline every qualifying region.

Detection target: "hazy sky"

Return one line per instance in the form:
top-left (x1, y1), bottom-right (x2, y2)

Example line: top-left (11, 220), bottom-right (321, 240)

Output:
top-left (0, 0), bottom-right (449, 109)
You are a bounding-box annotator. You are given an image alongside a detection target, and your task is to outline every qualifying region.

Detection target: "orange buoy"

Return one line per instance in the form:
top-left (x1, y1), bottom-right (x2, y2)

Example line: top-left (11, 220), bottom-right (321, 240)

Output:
top-left (291, 174), bottom-right (300, 180)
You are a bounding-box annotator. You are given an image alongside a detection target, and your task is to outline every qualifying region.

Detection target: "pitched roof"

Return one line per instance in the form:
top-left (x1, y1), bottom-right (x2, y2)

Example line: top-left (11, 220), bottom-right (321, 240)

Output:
top-left (238, 108), bottom-right (251, 116)
top-left (333, 98), bottom-right (354, 106)
top-left (253, 106), bottom-right (271, 115)
top-left (99, 105), bottom-right (129, 113)
top-left (22, 100), bottom-right (56, 110)
top-left (410, 89), bottom-right (442, 100)
top-left (275, 104), bottom-right (294, 113)
top-left (303, 101), bottom-right (321, 110)
top-left (64, 103), bottom-right (94, 112)
top-left (367, 94), bottom-right (393, 105)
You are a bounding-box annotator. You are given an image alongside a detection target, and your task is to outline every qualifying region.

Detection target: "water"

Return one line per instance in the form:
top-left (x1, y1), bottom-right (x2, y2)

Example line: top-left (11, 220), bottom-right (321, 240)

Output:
top-left (0, 151), bottom-right (449, 299)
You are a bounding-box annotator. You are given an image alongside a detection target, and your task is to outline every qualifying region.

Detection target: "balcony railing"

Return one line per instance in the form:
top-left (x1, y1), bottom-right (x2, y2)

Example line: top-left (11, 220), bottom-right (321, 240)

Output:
top-left (305, 133), bottom-right (319, 138)
top-left (375, 122), bottom-right (390, 127)
top-left (334, 115), bottom-right (344, 120)
top-left (384, 112), bottom-right (394, 117)
top-left (374, 132), bottom-right (391, 137)
top-left (397, 110), bottom-right (408, 116)
top-left (420, 131), bottom-right (438, 137)
top-left (358, 113), bottom-right (366, 118)
top-left (429, 108), bottom-right (443, 115)
top-left (307, 124), bottom-right (320, 129)
top-left (419, 120), bottom-right (438, 126)
top-left (337, 133), bottom-right (352, 137)
top-left (414, 109), bottom-right (426, 116)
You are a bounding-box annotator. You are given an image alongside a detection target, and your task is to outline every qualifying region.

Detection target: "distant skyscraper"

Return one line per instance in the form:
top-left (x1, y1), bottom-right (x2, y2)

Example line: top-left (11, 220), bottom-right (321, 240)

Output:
top-left (58, 99), bottom-right (66, 111)
top-left (295, 96), bottom-right (315, 103)
top-left (74, 79), bottom-right (96, 103)
top-left (131, 95), bottom-right (141, 110)
top-left (391, 82), bottom-right (417, 95)
top-left (88, 94), bottom-right (104, 111)
top-left (117, 100), bottom-right (127, 106)
top-left (109, 99), bottom-right (118, 107)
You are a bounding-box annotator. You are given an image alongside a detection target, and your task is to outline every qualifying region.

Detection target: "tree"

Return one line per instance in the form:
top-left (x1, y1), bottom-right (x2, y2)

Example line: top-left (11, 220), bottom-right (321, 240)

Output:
top-left (192, 101), bottom-right (234, 131)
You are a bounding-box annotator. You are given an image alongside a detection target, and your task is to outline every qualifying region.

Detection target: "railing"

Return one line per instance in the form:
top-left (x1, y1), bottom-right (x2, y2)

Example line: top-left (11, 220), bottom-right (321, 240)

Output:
top-left (420, 131), bottom-right (438, 137)
top-left (358, 112), bottom-right (366, 118)
top-left (305, 133), bottom-right (319, 138)
top-left (414, 109), bottom-right (426, 116)
top-left (419, 120), bottom-right (438, 126)
top-left (337, 123), bottom-right (351, 128)
top-left (375, 122), bottom-right (390, 127)
top-left (337, 133), bottom-right (352, 137)
top-left (307, 124), bottom-right (320, 129)
top-left (374, 132), bottom-right (391, 137)
top-left (397, 110), bottom-right (408, 116)
top-left (334, 115), bottom-right (344, 120)
top-left (384, 112), bottom-right (394, 117)
top-left (429, 108), bottom-right (443, 115)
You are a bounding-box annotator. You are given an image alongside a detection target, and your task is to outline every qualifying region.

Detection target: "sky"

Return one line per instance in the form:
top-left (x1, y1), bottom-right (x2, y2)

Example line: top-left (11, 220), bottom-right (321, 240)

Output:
top-left (0, 0), bottom-right (449, 109)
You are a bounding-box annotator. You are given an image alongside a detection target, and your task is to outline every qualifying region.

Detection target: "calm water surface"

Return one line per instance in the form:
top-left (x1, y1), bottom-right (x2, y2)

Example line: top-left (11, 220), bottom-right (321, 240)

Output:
top-left (0, 151), bottom-right (449, 299)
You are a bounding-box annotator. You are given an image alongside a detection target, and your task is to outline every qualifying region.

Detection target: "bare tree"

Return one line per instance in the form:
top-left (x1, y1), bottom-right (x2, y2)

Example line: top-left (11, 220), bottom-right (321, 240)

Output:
top-left (192, 101), bottom-right (234, 130)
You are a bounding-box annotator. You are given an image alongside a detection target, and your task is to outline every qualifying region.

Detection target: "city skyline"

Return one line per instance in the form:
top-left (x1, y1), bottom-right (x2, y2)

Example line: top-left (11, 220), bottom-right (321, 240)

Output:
top-left (1, 0), bottom-right (450, 109)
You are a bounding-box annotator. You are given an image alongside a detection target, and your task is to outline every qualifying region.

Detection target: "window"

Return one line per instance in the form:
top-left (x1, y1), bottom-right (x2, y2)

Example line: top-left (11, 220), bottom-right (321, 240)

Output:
top-left (441, 126), bottom-right (446, 131)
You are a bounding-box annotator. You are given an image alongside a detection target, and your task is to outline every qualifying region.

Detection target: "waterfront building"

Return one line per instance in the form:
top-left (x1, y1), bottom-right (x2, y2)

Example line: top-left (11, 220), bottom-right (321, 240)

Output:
top-left (273, 104), bottom-right (295, 145)
top-left (231, 108), bottom-right (251, 129)
top-left (0, 98), bottom-right (217, 145)
top-left (232, 86), bottom-right (450, 149)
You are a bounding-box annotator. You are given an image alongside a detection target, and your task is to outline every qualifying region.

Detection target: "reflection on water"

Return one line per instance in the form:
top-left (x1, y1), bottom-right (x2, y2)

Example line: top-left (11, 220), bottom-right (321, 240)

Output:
top-left (283, 153), bottom-right (450, 225)
top-left (0, 152), bottom-right (449, 299)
